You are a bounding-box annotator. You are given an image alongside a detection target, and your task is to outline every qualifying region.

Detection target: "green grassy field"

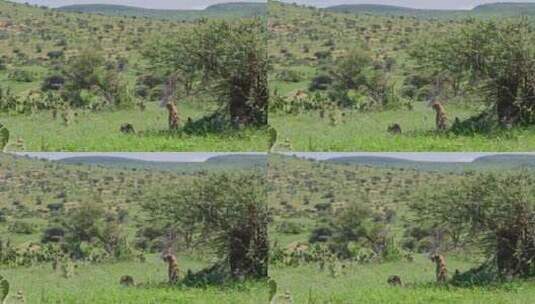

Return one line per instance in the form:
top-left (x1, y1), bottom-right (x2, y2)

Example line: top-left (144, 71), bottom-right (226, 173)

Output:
top-left (270, 103), bottom-right (535, 152)
top-left (269, 256), bottom-right (535, 304)
top-left (0, 103), bottom-right (268, 152)
top-left (267, 154), bottom-right (535, 303)
top-left (0, 0), bottom-right (268, 152)
top-left (2, 255), bottom-right (268, 304)
top-left (0, 153), bottom-right (269, 303)
top-left (267, 1), bottom-right (535, 152)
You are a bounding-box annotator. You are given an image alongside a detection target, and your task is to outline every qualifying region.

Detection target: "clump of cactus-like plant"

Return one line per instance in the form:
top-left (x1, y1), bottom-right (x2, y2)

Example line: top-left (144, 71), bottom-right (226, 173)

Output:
top-left (0, 274), bottom-right (9, 304)
top-left (268, 278), bottom-right (277, 303)
top-left (0, 123), bottom-right (8, 151)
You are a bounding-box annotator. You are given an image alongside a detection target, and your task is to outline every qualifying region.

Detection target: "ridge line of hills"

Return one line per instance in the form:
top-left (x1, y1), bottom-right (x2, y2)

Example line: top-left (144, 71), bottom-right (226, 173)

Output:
top-left (56, 154), bottom-right (268, 171)
top-left (283, 1), bottom-right (535, 18)
top-left (54, 2), bottom-right (266, 20)
top-left (55, 154), bottom-right (535, 172)
top-left (283, 154), bottom-right (535, 172)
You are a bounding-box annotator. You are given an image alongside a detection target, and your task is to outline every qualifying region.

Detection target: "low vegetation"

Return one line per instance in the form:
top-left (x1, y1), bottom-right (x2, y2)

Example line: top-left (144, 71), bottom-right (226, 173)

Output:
top-left (0, 0), bottom-right (268, 151)
top-left (267, 154), bottom-right (535, 302)
top-left (0, 153), bottom-right (269, 303)
top-left (268, 1), bottom-right (535, 151)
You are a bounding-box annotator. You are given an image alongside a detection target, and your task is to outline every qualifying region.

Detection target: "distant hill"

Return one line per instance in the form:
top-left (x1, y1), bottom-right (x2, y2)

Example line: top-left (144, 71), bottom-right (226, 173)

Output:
top-left (58, 154), bottom-right (267, 172)
top-left (56, 2), bottom-right (266, 21)
top-left (327, 4), bottom-right (422, 14)
top-left (326, 2), bottom-right (535, 18)
top-left (325, 154), bottom-right (535, 172)
top-left (473, 2), bottom-right (535, 15)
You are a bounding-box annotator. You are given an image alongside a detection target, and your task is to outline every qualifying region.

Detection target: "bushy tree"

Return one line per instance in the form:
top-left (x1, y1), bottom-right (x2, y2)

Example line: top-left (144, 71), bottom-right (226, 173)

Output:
top-left (411, 172), bottom-right (535, 278)
top-left (310, 201), bottom-right (400, 261)
top-left (141, 172), bottom-right (270, 280)
top-left (412, 19), bottom-right (535, 126)
top-left (143, 18), bottom-right (268, 127)
top-left (315, 48), bottom-right (398, 109)
top-left (47, 203), bottom-right (132, 261)
top-left (53, 47), bottom-right (134, 109)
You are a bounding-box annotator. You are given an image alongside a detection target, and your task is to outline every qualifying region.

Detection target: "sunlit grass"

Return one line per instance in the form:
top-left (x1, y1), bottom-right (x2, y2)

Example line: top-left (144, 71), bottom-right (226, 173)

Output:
top-left (269, 103), bottom-right (535, 152)
top-left (0, 103), bottom-right (268, 152)
top-left (1, 254), bottom-right (268, 304)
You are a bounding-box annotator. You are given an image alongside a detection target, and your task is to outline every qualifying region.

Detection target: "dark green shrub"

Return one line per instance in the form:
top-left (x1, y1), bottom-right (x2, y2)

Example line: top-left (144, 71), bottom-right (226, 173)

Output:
top-left (8, 69), bottom-right (34, 82)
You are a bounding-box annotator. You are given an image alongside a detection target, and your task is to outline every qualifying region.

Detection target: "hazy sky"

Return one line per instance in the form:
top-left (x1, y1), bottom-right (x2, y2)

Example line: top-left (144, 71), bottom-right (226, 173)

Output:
top-left (9, 0), bottom-right (265, 10)
top-left (16, 152), bottom-right (266, 162)
top-left (280, 0), bottom-right (535, 10)
top-left (285, 152), bottom-right (535, 162)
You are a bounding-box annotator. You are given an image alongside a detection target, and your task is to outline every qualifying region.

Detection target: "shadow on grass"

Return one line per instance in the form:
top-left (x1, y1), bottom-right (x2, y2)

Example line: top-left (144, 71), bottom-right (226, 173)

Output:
top-left (406, 262), bottom-right (526, 293)
top-left (137, 112), bottom-right (267, 138)
top-left (403, 112), bottom-right (533, 140)
top-left (135, 262), bottom-right (267, 291)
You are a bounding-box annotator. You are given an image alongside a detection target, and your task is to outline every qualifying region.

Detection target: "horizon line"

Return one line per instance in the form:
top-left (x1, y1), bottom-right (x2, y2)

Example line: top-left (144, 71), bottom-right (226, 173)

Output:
top-left (7, 1), bottom-right (266, 11)
top-left (277, 1), bottom-right (532, 11)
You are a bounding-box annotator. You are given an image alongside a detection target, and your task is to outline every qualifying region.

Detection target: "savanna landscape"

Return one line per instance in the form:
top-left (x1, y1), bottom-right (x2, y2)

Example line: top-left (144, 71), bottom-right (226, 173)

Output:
top-left (3, 0), bottom-right (535, 303)
top-left (267, 153), bottom-right (535, 303)
top-left (0, 0), bottom-right (268, 151)
top-left (269, 1), bottom-right (535, 151)
top-left (0, 152), bottom-right (270, 303)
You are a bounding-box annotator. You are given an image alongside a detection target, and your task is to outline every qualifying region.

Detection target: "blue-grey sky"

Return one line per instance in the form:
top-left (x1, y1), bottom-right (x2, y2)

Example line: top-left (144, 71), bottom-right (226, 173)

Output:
top-left (10, 0), bottom-right (265, 10)
top-left (281, 0), bottom-right (535, 10)
top-left (13, 152), bottom-right (535, 163)
top-left (15, 152), bottom-right (266, 162)
top-left (284, 152), bottom-right (535, 162)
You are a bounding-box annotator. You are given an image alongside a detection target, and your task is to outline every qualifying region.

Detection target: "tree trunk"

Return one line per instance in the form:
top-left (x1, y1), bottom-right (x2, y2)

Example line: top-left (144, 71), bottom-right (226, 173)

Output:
top-left (496, 100), bottom-right (519, 127)
top-left (228, 52), bottom-right (268, 127)
top-left (496, 78), bottom-right (520, 126)
top-left (228, 205), bottom-right (268, 279)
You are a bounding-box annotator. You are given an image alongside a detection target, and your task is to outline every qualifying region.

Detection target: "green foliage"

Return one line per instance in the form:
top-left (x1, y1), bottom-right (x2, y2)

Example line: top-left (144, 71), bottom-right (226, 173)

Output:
top-left (50, 202), bottom-right (134, 261)
top-left (7, 69), bottom-right (34, 82)
top-left (59, 48), bottom-right (135, 109)
top-left (0, 122), bottom-right (8, 150)
top-left (142, 172), bottom-right (270, 279)
top-left (275, 220), bottom-right (303, 235)
top-left (144, 18), bottom-right (268, 126)
top-left (275, 69), bottom-right (303, 83)
top-left (7, 221), bottom-right (36, 234)
top-left (412, 19), bottom-right (535, 126)
top-left (305, 199), bottom-right (405, 262)
top-left (0, 274), bottom-right (8, 304)
top-left (412, 171), bottom-right (535, 278)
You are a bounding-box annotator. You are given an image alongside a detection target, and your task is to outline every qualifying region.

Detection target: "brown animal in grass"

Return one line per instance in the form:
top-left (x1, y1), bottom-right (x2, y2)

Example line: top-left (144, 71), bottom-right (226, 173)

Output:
top-left (120, 275), bottom-right (135, 287)
top-left (387, 275), bottom-right (402, 286)
top-left (166, 103), bottom-right (179, 130)
top-left (387, 123), bottom-right (402, 134)
top-left (120, 123), bottom-right (136, 134)
top-left (430, 101), bottom-right (448, 131)
top-left (161, 75), bottom-right (180, 130)
top-left (431, 254), bottom-right (448, 284)
top-left (162, 252), bottom-right (179, 284)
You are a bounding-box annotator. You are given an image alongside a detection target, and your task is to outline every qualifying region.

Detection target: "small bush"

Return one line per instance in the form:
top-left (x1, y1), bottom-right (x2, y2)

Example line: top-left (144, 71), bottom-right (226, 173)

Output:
top-left (47, 50), bottom-right (64, 60)
top-left (276, 221), bottom-right (304, 234)
top-left (8, 69), bottom-right (34, 82)
top-left (276, 69), bottom-right (303, 82)
top-left (309, 74), bottom-right (333, 91)
top-left (41, 74), bottom-right (65, 91)
top-left (8, 221), bottom-right (36, 234)
top-left (41, 227), bottom-right (65, 243)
